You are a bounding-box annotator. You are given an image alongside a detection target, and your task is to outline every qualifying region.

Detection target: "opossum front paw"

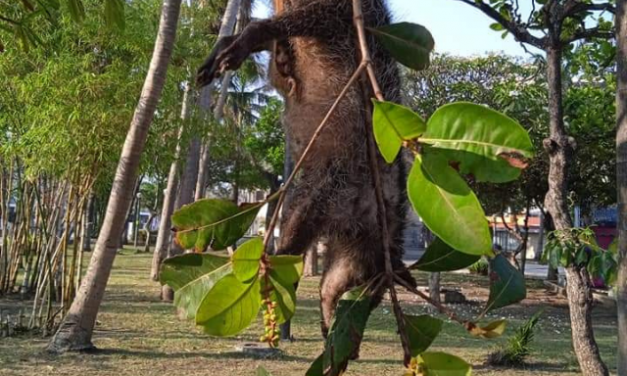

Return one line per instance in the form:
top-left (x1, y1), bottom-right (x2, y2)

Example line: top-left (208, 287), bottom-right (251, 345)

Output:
top-left (196, 36), bottom-right (237, 88)
top-left (215, 44), bottom-right (248, 75)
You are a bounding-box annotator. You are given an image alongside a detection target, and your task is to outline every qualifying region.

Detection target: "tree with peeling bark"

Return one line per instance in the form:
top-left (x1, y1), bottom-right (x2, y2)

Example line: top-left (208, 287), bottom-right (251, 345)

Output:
top-left (46, 0), bottom-right (183, 353)
top-left (616, 0), bottom-right (627, 373)
top-left (454, 0), bottom-right (615, 374)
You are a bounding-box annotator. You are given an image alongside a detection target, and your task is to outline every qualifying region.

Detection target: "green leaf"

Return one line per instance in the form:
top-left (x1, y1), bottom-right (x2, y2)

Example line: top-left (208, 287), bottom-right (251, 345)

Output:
top-left (422, 102), bottom-right (534, 183)
top-left (232, 237), bottom-right (263, 283)
top-left (196, 274), bottom-right (261, 337)
top-left (601, 252), bottom-right (617, 285)
top-left (560, 247), bottom-right (573, 267)
top-left (372, 100), bottom-right (426, 163)
top-left (104, 0), bottom-right (125, 31)
top-left (264, 274), bottom-right (297, 324)
top-left (546, 244), bottom-right (562, 269)
top-left (65, 0), bottom-right (85, 23)
top-left (323, 287), bottom-right (372, 374)
top-left (485, 254), bottom-right (526, 312)
top-left (256, 366), bottom-right (273, 376)
top-left (607, 238), bottom-right (617, 254)
top-left (159, 253), bottom-right (231, 319)
top-left (468, 319), bottom-right (507, 338)
top-left (172, 199), bottom-right (260, 251)
top-left (261, 255), bottom-right (303, 324)
top-left (575, 247), bottom-right (589, 265)
top-left (416, 352), bottom-right (472, 376)
top-left (411, 237), bottom-right (481, 272)
top-left (305, 354), bottom-right (324, 376)
top-left (404, 314), bottom-right (443, 356)
top-left (269, 255), bottom-right (304, 285)
top-left (489, 22), bottom-right (504, 31)
top-left (408, 153), bottom-right (492, 256)
top-left (588, 254), bottom-right (603, 277)
top-left (367, 22), bottom-right (434, 70)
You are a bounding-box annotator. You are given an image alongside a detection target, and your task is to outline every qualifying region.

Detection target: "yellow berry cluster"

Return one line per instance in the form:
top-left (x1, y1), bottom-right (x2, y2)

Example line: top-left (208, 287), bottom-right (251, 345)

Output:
top-left (259, 298), bottom-right (280, 347)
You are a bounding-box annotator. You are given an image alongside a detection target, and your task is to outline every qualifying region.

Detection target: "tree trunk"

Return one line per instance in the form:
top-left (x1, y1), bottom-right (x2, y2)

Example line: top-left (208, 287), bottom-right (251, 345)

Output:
top-left (535, 207), bottom-right (545, 261)
top-left (150, 85), bottom-right (192, 281)
top-left (133, 194), bottom-right (141, 248)
top-left (520, 197), bottom-right (531, 275)
top-left (142, 212), bottom-right (157, 253)
top-left (263, 174), bottom-right (280, 254)
top-left (161, 136), bottom-right (200, 301)
top-left (429, 272), bottom-right (441, 305)
top-left (544, 46), bottom-right (608, 376)
top-left (195, 0), bottom-right (242, 201)
top-left (616, 0), bottom-right (627, 373)
top-left (279, 137), bottom-right (295, 341)
top-left (82, 193), bottom-right (94, 252)
top-left (195, 142), bottom-right (210, 201)
top-left (119, 177), bottom-right (142, 249)
top-left (304, 243), bottom-right (318, 277)
top-left (47, 0), bottom-right (182, 353)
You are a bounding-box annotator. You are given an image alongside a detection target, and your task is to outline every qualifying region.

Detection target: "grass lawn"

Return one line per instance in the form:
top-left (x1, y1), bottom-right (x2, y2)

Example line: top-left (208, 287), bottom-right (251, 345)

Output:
top-left (0, 249), bottom-right (618, 376)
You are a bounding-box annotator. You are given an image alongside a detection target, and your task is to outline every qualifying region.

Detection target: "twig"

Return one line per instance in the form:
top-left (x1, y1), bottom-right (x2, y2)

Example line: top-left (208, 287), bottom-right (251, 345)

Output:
top-left (352, 0), bottom-right (411, 365)
top-left (353, 2), bottom-right (383, 101)
top-left (394, 274), bottom-right (468, 326)
top-left (262, 62), bottom-right (367, 250)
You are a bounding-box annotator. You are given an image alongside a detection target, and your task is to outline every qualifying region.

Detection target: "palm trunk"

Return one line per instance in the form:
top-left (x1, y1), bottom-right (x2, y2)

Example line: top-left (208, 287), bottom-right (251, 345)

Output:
top-left (47, 0), bottom-right (182, 353)
top-left (150, 85), bottom-right (192, 281)
top-left (616, 0), bottom-right (627, 373)
top-left (162, 136), bottom-right (200, 301)
top-left (195, 0), bottom-right (242, 200)
top-left (544, 47), bottom-right (608, 376)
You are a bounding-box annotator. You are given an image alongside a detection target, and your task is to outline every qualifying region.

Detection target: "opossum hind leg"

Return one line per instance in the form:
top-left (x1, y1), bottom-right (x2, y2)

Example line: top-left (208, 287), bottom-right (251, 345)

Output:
top-left (319, 238), bottom-right (384, 331)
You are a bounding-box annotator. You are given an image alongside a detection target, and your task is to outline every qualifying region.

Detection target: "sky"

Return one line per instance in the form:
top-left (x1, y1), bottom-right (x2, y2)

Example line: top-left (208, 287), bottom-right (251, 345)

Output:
top-left (252, 0), bottom-right (537, 58)
top-left (389, 0), bottom-right (531, 57)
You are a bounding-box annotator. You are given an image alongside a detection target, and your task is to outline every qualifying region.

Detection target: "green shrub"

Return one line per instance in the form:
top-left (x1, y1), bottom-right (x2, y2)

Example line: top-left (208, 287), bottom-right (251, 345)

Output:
top-left (487, 310), bottom-right (543, 367)
top-left (468, 258), bottom-right (489, 276)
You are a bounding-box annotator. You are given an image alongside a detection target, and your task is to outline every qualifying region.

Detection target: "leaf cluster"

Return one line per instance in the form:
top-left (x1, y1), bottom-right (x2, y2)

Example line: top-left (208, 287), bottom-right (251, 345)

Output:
top-left (544, 227), bottom-right (617, 285)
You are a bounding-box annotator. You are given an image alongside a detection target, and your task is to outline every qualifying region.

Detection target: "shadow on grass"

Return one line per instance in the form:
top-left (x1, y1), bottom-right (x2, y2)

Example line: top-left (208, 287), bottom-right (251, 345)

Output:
top-left (83, 347), bottom-right (314, 363)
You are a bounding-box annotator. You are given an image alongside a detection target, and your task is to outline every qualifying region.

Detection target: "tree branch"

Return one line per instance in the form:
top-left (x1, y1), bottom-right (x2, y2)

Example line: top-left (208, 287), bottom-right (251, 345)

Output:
top-left (353, 0), bottom-right (411, 365)
top-left (562, 26), bottom-right (616, 44)
top-left (563, 0), bottom-right (616, 19)
top-left (456, 0), bottom-right (545, 48)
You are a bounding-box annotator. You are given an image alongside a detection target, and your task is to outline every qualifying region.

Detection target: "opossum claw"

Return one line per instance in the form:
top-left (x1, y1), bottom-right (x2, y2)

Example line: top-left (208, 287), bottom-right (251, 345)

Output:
top-left (196, 35), bottom-right (237, 88)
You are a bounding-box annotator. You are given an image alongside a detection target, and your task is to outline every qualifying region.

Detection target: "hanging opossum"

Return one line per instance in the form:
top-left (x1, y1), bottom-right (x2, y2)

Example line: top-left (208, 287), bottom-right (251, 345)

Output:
top-left (197, 0), bottom-right (415, 339)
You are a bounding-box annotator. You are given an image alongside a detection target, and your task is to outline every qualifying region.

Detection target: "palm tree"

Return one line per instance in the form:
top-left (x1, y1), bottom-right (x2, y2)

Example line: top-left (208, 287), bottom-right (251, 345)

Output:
top-left (195, 0), bottom-right (248, 200)
top-left (47, 0), bottom-right (183, 353)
